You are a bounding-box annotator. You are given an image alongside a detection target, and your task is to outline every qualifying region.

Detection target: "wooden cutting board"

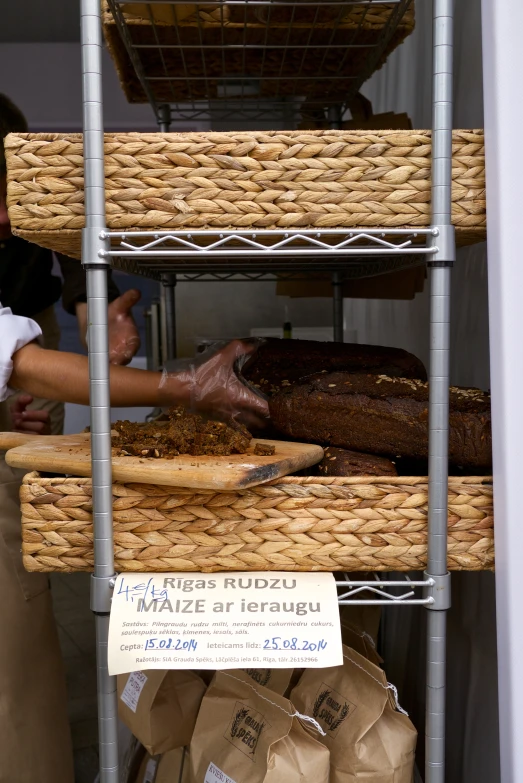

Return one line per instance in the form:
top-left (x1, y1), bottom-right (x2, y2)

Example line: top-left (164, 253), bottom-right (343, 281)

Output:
top-left (0, 432), bottom-right (45, 451)
top-left (2, 433), bottom-right (323, 490)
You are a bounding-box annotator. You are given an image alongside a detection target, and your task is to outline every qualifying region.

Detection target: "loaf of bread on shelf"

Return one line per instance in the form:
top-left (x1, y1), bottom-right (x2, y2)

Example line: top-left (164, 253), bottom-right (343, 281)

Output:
top-left (317, 447), bottom-right (398, 477)
top-left (241, 338), bottom-right (427, 395)
top-left (270, 373), bottom-right (492, 469)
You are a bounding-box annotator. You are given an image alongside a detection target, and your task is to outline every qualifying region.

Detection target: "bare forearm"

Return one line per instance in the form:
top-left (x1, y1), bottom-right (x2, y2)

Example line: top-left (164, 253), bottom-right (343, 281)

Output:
top-left (75, 302), bottom-right (88, 350)
top-left (11, 345), bottom-right (179, 407)
top-left (10, 340), bottom-right (268, 427)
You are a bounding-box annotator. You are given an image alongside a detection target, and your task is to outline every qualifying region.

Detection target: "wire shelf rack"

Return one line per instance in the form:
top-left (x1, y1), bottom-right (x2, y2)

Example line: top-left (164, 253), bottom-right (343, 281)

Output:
top-left (336, 574), bottom-right (433, 607)
top-left (105, 0), bottom-right (414, 125)
top-left (103, 226), bottom-right (435, 277)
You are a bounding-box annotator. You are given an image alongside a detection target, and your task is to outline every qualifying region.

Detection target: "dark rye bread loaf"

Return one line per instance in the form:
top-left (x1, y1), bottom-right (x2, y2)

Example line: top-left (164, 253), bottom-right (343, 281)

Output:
top-left (318, 447), bottom-right (398, 477)
top-left (270, 373), bottom-right (492, 469)
top-left (241, 338), bottom-right (427, 396)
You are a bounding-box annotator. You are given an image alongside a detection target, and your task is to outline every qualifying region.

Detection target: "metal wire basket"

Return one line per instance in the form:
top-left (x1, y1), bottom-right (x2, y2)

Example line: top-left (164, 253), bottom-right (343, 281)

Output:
top-left (102, 0), bottom-right (415, 124)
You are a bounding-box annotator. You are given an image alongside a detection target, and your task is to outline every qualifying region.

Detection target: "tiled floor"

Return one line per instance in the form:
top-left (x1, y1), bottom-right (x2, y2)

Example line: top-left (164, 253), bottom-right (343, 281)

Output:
top-left (50, 573), bottom-right (100, 783)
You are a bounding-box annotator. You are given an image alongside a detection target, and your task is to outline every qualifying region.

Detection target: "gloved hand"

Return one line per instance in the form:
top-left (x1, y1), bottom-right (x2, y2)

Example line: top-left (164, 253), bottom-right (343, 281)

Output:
top-left (10, 394), bottom-right (51, 435)
top-left (76, 288), bottom-right (141, 366)
top-left (107, 289), bottom-right (142, 365)
top-left (160, 339), bottom-right (269, 429)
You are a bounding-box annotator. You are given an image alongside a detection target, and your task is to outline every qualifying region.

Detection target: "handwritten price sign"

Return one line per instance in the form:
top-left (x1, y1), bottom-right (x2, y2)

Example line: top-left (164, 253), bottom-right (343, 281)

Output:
top-left (108, 572), bottom-right (343, 675)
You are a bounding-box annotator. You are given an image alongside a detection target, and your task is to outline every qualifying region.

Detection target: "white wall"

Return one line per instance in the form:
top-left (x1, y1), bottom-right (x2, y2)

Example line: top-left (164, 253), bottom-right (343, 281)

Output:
top-left (0, 43), bottom-right (161, 131)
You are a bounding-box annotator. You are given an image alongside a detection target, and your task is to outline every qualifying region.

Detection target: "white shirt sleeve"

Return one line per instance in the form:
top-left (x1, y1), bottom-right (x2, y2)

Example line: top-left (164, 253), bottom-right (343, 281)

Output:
top-left (0, 303), bottom-right (42, 402)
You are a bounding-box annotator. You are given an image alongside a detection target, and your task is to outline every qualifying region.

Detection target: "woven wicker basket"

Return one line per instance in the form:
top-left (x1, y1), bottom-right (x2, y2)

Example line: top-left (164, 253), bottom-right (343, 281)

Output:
top-left (103, 1), bottom-right (415, 104)
top-left (5, 130), bottom-right (485, 258)
top-left (20, 472), bottom-right (494, 574)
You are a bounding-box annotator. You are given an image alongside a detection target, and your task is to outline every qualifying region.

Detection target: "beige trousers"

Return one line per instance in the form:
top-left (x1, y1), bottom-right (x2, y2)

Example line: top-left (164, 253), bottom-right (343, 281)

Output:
top-left (0, 307), bottom-right (74, 781)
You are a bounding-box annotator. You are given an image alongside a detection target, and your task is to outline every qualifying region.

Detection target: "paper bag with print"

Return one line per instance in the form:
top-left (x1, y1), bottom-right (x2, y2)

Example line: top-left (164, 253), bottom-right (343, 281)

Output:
top-left (291, 645), bottom-right (417, 783)
top-left (190, 671), bottom-right (330, 783)
top-left (118, 669), bottom-right (206, 755)
top-left (135, 748), bottom-right (190, 783)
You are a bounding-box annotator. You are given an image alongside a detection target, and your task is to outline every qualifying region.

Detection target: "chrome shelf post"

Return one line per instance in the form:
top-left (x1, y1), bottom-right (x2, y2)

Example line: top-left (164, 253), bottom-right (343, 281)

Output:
top-left (81, 1), bottom-right (118, 780)
top-left (424, 1), bottom-right (455, 781)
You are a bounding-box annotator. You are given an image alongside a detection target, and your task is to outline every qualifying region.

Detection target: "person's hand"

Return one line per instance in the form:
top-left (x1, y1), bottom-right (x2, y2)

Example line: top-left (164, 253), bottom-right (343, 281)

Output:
top-left (10, 395), bottom-right (51, 435)
top-left (76, 289), bottom-right (141, 366)
top-left (108, 289), bottom-right (142, 365)
top-left (161, 340), bottom-right (269, 429)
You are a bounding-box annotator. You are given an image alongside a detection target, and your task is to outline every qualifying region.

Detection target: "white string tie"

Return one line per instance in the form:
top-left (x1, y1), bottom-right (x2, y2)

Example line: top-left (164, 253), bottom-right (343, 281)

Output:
top-left (220, 671), bottom-right (326, 736)
top-left (343, 652), bottom-right (409, 717)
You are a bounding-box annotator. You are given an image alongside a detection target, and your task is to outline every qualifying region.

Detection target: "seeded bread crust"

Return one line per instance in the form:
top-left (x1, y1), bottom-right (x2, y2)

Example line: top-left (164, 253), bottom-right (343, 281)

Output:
top-left (270, 373), bottom-right (492, 469)
top-left (241, 338), bottom-right (427, 396)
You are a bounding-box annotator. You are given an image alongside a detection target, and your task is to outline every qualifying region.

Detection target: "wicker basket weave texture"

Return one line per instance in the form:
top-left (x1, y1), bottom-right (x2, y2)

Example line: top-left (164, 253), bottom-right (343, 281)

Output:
top-left (20, 473), bottom-right (494, 574)
top-left (103, 1), bottom-right (415, 104)
top-left (5, 130), bottom-right (486, 258)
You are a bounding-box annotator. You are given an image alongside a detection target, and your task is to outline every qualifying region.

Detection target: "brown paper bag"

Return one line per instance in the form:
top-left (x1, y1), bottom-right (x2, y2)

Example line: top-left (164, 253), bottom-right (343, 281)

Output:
top-left (157, 748), bottom-right (191, 783)
top-left (291, 645), bottom-right (417, 782)
top-left (225, 667), bottom-right (294, 695)
top-left (288, 626), bottom-right (381, 729)
top-left (135, 748), bottom-right (190, 783)
top-left (284, 668), bottom-right (304, 699)
top-left (190, 671), bottom-right (330, 783)
top-left (199, 668), bottom-right (293, 694)
top-left (118, 670), bottom-right (206, 755)
top-left (289, 624), bottom-right (380, 703)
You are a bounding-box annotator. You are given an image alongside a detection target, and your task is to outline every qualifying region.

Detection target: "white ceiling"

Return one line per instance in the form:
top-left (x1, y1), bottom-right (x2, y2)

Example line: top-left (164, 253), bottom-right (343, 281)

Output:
top-left (1, 1), bottom-right (81, 42)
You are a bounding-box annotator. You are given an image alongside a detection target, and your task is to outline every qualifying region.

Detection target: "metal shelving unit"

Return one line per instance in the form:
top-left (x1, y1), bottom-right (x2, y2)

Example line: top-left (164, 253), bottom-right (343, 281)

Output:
top-left (80, 1), bottom-right (455, 781)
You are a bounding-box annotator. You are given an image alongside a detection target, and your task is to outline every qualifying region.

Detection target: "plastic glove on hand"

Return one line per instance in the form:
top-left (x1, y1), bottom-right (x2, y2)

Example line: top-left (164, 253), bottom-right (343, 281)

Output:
top-left (161, 339), bottom-right (269, 430)
top-left (10, 394), bottom-right (51, 435)
top-left (108, 289), bottom-right (142, 366)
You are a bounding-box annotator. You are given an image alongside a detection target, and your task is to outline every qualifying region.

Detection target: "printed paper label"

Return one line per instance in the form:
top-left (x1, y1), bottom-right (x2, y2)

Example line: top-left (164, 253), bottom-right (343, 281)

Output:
top-left (205, 762), bottom-right (237, 783)
top-left (108, 572), bottom-right (342, 675)
top-left (120, 671), bottom-right (148, 713)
